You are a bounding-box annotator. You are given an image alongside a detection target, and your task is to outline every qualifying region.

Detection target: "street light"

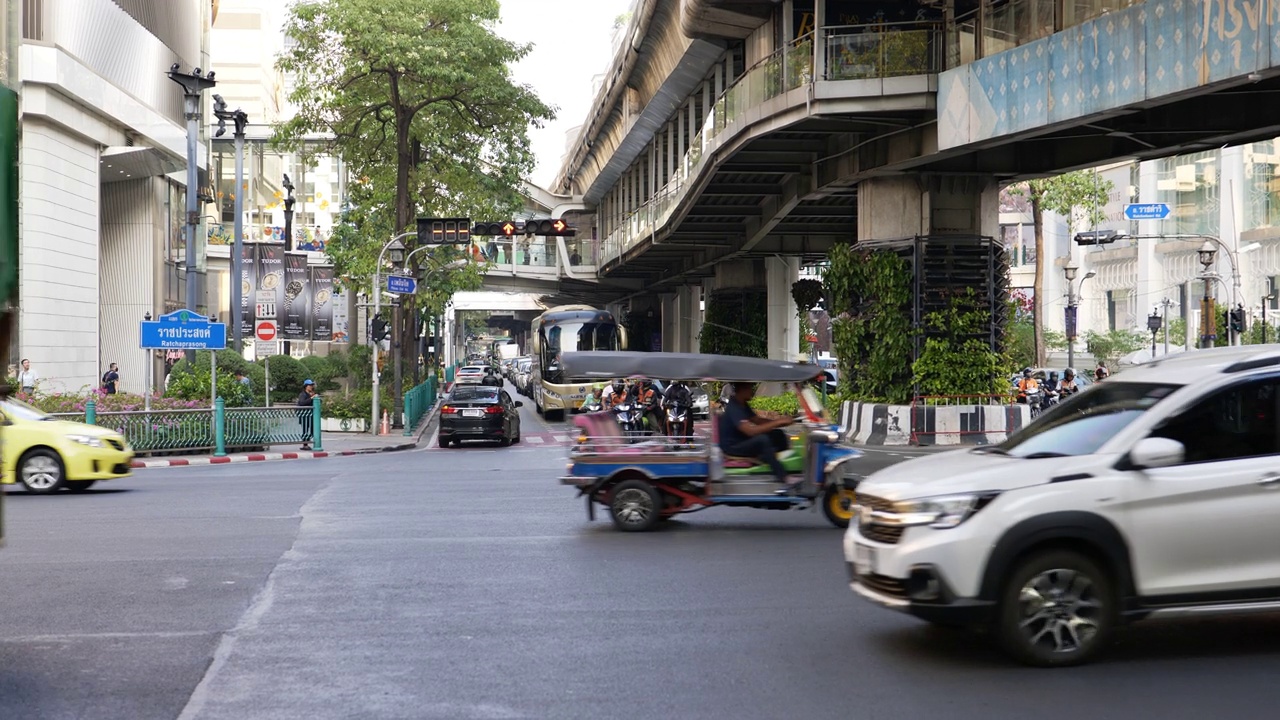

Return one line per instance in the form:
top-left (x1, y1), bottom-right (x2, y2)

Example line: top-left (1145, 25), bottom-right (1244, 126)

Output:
top-left (371, 233), bottom-right (413, 434)
top-left (1264, 293), bottom-right (1276, 344)
top-left (213, 96), bottom-right (249, 347)
top-left (1198, 240), bottom-right (1218, 349)
top-left (1063, 263), bottom-right (1097, 371)
top-left (1147, 308), bottom-right (1163, 357)
top-left (168, 64), bottom-right (217, 364)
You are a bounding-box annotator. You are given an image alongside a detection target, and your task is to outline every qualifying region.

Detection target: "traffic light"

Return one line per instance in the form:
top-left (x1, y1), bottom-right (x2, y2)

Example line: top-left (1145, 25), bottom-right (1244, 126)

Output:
top-left (371, 313), bottom-right (389, 343)
top-left (416, 217), bottom-right (471, 244)
top-left (526, 218), bottom-right (577, 237)
top-left (1230, 305), bottom-right (1246, 333)
top-left (471, 221), bottom-right (520, 238)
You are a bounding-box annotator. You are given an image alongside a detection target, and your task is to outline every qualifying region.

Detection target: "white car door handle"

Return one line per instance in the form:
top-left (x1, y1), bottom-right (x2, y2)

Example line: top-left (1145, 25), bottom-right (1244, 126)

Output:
top-left (1257, 474), bottom-right (1280, 487)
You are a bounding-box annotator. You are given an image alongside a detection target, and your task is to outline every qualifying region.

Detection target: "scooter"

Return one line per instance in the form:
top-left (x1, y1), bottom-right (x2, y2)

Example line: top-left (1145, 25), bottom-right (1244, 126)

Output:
top-left (1022, 386), bottom-right (1044, 419)
top-left (613, 403), bottom-right (644, 439)
top-left (580, 398), bottom-right (603, 413)
top-left (665, 401), bottom-right (693, 444)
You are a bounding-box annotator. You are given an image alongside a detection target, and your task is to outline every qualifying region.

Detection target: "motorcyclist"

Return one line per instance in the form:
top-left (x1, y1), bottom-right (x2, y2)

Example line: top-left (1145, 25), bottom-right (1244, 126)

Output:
top-left (663, 379), bottom-right (695, 440)
top-left (1060, 368), bottom-right (1079, 397)
top-left (580, 383), bottom-right (606, 411)
top-left (1041, 370), bottom-right (1062, 407)
top-left (1015, 368), bottom-right (1040, 404)
top-left (602, 379), bottom-right (627, 410)
top-left (629, 379), bottom-right (664, 434)
top-left (1095, 361), bottom-right (1110, 382)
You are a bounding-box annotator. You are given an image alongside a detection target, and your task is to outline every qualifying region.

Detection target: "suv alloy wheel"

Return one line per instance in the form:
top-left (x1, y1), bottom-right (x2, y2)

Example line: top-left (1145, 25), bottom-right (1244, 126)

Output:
top-left (997, 550), bottom-right (1115, 667)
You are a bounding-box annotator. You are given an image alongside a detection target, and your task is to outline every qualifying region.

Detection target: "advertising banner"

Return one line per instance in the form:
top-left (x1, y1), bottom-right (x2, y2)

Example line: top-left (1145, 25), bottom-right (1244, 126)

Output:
top-left (240, 242), bottom-right (258, 337)
top-left (281, 252), bottom-right (310, 340)
top-left (310, 266), bottom-right (335, 342)
top-left (255, 243), bottom-right (285, 328)
top-left (332, 288), bottom-right (350, 343)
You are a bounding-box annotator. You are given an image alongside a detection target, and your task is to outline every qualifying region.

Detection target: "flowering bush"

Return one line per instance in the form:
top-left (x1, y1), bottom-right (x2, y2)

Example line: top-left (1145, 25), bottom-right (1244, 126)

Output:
top-left (20, 388), bottom-right (206, 416)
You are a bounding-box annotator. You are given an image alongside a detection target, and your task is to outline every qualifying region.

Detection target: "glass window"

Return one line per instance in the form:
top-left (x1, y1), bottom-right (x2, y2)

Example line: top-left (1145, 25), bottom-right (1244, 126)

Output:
top-left (982, 0), bottom-right (1056, 57)
top-left (991, 382), bottom-right (1181, 458)
top-left (449, 386), bottom-right (499, 402)
top-left (1150, 378), bottom-right (1280, 464)
top-left (1155, 149), bottom-right (1221, 238)
top-left (1063, 0), bottom-right (1143, 29)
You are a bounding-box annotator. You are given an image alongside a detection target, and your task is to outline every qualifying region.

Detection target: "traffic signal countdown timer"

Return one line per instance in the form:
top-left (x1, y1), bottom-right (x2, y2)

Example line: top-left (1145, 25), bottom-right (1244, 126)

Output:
top-left (415, 217), bottom-right (471, 244)
top-left (471, 219), bottom-right (577, 237)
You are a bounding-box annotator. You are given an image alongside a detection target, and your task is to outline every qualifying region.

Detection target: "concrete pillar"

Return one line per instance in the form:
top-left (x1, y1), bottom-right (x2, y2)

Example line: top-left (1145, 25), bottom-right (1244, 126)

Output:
top-left (1136, 160), bottom-right (1162, 342)
top-left (660, 293), bottom-right (678, 352)
top-left (676, 285), bottom-right (698, 353)
top-left (1221, 145), bottom-right (1246, 320)
top-left (766, 256), bottom-right (801, 361)
top-left (856, 175), bottom-right (999, 242)
top-left (696, 278), bottom-right (712, 351)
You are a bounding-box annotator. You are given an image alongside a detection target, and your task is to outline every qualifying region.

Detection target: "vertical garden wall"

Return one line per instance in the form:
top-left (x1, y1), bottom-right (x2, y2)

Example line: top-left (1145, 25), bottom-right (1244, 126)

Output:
top-left (699, 289), bottom-right (767, 358)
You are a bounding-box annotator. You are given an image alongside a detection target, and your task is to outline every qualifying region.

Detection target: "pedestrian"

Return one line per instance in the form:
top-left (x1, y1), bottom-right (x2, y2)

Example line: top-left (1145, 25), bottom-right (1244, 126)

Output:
top-left (101, 362), bottom-right (120, 395)
top-left (519, 235), bottom-right (531, 265)
top-left (18, 358), bottom-right (38, 395)
top-left (486, 238), bottom-right (498, 262)
top-left (297, 379), bottom-right (317, 450)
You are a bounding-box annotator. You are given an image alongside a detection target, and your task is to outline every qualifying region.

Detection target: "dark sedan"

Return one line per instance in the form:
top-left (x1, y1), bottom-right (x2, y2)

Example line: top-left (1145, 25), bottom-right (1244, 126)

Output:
top-left (438, 386), bottom-right (523, 447)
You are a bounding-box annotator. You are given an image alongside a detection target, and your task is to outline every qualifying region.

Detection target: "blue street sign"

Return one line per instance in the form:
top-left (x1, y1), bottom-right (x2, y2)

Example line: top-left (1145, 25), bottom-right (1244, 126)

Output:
top-left (140, 309), bottom-right (227, 350)
top-left (1124, 203), bottom-right (1171, 220)
top-left (387, 275), bottom-right (417, 294)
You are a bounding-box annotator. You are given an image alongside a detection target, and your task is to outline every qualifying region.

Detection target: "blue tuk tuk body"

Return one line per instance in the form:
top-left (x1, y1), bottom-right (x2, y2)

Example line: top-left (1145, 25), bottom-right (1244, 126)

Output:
top-left (555, 352), bottom-right (864, 532)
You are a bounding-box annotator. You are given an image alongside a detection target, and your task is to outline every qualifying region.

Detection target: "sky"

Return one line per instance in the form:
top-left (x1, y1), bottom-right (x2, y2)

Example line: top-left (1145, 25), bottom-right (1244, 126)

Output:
top-left (497, 0), bottom-right (636, 190)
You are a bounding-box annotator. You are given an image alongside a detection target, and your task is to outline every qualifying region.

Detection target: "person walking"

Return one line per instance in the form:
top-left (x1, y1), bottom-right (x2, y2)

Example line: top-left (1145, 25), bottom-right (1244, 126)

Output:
top-left (297, 379), bottom-right (317, 451)
top-left (18, 358), bottom-right (38, 396)
top-left (101, 363), bottom-right (120, 394)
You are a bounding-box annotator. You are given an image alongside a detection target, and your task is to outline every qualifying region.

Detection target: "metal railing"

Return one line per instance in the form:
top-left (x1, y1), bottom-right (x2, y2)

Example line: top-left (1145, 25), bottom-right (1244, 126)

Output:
top-left (598, 21), bottom-right (942, 269)
top-left (403, 376), bottom-right (439, 436)
top-left (51, 398), bottom-right (324, 456)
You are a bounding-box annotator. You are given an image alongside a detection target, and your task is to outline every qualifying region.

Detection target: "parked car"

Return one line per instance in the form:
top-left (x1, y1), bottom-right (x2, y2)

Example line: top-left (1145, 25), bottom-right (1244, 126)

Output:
top-left (845, 345), bottom-right (1280, 667)
top-left (0, 399), bottom-right (133, 494)
top-left (514, 357), bottom-right (533, 395)
top-left (438, 385), bottom-right (522, 447)
top-left (455, 365), bottom-right (487, 385)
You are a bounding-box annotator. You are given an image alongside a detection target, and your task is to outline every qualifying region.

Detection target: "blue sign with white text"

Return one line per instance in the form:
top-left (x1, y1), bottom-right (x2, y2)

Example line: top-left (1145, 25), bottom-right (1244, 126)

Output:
top-left (140, 309), bottom-right (228, 350)
top-left (387, 275), bottom-right (417, 294)
top-left (1124, 203), bottom-right (1171, 220)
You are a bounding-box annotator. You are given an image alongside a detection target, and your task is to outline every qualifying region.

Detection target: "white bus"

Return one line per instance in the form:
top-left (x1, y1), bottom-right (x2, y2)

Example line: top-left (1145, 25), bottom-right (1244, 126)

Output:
top-left (529, 305), bottom-right (625, 419)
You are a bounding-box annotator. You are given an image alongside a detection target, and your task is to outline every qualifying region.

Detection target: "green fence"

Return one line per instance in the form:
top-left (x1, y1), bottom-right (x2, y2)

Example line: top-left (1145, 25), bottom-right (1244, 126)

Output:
top-left (403, 376), bottom-right (439, 436)
top-left (51, 398), bottom-right (323, 456)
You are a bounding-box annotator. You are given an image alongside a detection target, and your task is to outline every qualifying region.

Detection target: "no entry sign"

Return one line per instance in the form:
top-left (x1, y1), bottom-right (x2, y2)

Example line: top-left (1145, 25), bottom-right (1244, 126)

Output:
top-left (255, 320), bottom-right (278, 342)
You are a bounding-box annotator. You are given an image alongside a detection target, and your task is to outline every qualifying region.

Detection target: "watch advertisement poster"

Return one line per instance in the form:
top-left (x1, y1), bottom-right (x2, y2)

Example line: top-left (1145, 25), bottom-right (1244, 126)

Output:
top-left (255, 243), bottom-right (285, 328)
top-left (281, 252), bottom-right (310, 341)
top-left (240, 242), bottom-right (257, 337)
top-left (310, 265), bottom-right (335, 342)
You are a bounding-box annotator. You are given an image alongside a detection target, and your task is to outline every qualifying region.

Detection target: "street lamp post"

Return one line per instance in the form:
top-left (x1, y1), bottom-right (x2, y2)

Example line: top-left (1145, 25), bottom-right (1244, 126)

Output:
top-left (167, 64), bottom-right (217, 364)
top-left (281, 175), bottom-right (296, 357)
top-left (371, 234), bottom-right (410, 434)
top-left (1198, 241), bottom-right (1218, 349)
top-left (1147, 308), bottom-right (1163, 358)
top-left (1160, 297), bottom-right (1174, 355)
top-left (213, 96), bottom-right (248, 348)
top-left (1063, 263), bottom-right (1096, 371)
top-left (1264, 293), bottom-right (1276, 344)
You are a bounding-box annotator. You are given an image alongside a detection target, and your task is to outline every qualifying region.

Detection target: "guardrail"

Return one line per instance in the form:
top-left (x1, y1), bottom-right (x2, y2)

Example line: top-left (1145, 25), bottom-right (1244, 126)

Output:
top-left (404, 376), bottom-right (439, 436)
top-left (908, 394), bottom-right (1021, 445)
top-left (50, 398), bottom-right (324, 456)
top-left (599, 20), bottom-right (942, 269)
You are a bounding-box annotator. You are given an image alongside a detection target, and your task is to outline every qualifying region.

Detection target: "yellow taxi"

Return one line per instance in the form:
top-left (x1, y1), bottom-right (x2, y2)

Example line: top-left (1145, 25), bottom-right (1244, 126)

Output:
top-left (0, 399), bottom-right (133, 493)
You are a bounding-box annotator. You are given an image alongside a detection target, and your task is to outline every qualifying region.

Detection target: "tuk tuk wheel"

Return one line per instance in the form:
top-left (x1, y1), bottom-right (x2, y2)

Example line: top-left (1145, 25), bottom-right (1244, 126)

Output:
top-left (822, 485), bottom-right (857, 528)
top-left (609, 479), bottom-right (662, 532)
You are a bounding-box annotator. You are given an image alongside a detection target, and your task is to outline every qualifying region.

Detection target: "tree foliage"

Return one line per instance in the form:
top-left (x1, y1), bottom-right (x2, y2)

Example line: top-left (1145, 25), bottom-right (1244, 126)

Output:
top-left (1011, 170), bottom-right (1114, 366)
top-left (276, 0), bottom-right (555, 373)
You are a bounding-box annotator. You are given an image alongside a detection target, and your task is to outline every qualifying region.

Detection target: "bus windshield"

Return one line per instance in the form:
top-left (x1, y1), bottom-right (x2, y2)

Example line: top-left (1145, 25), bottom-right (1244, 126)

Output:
top-left (543, 321), bottom-right (619, 383)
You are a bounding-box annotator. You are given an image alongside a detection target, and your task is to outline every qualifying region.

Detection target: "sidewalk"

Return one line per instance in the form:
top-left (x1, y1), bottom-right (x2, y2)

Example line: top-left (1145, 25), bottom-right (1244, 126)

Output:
top-left (131, 407), bottom-right (440, 469)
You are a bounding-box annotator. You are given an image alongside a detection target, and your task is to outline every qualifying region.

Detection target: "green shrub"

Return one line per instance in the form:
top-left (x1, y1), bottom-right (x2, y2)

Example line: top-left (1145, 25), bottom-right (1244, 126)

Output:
top-left (751, 393), bottom-right (799, 416)
top-left (165, 350), bottom-right (254, 407)
top-left (322, 389), bottom-right (394, 420)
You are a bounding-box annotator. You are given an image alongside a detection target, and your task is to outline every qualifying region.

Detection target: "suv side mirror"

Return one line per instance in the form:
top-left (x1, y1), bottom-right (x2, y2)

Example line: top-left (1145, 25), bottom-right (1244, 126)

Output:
top-left (514, 401), bottom-right (523, 408)
top-left (1127, 437), bottom-right (1185, 470)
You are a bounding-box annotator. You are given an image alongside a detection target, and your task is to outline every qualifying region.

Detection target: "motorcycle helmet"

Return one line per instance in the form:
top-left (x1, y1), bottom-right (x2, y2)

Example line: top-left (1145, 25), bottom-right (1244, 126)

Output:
top-left (1022, 367), bottom-right (1033, 377)
top-left (1049, 371), bottom-right (1059, 381)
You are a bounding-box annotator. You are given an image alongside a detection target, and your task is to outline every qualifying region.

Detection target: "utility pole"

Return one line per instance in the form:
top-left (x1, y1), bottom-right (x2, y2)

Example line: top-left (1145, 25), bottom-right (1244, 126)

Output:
top-left (282, 174), bottom-right (295, 357)
top-left (213, 96), bottom-right (249, 349)
top-left (1161, 297), bottom-right (1174, 355)
top-left (167, 64), bottom-right (217, 364)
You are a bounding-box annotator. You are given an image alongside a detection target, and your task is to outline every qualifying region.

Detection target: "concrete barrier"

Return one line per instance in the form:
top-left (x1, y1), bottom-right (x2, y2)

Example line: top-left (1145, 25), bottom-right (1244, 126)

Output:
top-left (838, 401), bottom-right (1031, 446)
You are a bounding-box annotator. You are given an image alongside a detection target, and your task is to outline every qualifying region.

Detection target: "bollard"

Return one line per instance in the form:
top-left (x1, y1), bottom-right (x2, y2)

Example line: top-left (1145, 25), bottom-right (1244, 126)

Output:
top-left (403, 389), bottom-right (416, 437)
top-left (85, 399), bottom-right (96, 426)
top-left (214, 397), bottom-right (227, 457)
top-left (312, 396), bottom-right (324, 451)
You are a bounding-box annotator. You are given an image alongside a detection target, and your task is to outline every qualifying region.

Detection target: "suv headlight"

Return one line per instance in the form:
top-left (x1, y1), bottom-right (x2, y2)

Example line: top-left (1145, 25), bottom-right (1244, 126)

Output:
top-left (890, 493), bottom-right (998, 529)
top-left (67, 434), bottom-right (103, 448)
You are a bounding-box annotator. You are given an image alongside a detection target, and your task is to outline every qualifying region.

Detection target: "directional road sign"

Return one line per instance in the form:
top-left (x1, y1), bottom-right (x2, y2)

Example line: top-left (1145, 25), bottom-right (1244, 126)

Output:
top-left (1124, 203), bottom-right (1171, 220)
top-left (140, 309), bottom-right (227, 350)
top-left (255, 289), bottom-right (276, 319)
top-left (255, 320), bottom-right (278, 342)
top-left (387, 275), bottom-right (417, 294)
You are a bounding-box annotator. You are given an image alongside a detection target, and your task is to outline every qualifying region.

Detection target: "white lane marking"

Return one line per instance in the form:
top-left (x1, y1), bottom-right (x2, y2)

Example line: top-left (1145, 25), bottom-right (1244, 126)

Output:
top-left (553, 434), bottom-right (571, 442)
top-left (524, 436), bottom-right (545, 444)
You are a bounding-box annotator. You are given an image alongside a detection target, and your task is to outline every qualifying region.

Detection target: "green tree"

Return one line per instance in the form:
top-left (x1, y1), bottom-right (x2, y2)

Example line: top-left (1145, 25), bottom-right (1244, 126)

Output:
top-left (1084, 329), bottom-right (1146, 369)
top-left (1012, 171), bottom-right (1114, 367)
top-left (277, 0), bottom-right (554, 392)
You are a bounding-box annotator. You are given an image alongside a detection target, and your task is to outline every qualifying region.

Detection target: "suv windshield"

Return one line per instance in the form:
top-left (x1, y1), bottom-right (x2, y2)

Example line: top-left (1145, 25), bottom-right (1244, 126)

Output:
top-left (990, 382), bottom-right (1181, 458)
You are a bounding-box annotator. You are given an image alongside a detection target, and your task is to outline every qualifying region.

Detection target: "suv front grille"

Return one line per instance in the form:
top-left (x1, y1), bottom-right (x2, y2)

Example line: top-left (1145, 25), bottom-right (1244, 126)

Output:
top-left (855, 493), bottom-right (906, 545)
top-left (858, 572), bottom-right (908, 599)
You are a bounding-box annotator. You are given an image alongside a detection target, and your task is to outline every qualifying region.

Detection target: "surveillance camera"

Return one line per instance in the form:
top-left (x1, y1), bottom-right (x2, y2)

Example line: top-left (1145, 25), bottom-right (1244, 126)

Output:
top-left (206, 71), bottom-right (215, 81)
top-left (170, 63), bottom-right (181, 73)
top-left (193, 67), bottom-right (201, 76)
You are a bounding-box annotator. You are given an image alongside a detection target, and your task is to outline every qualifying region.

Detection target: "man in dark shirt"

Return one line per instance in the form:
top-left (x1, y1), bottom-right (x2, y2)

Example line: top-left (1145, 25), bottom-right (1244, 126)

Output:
top-left (101, 363), bottom-right (119, 394)
top-left (719, 383), bottom-right (795, 494)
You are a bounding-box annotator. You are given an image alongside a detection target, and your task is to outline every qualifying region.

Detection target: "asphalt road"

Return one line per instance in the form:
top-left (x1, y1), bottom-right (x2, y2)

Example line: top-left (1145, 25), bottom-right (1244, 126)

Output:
top-left (1, 390), bottom-right (1276, 719)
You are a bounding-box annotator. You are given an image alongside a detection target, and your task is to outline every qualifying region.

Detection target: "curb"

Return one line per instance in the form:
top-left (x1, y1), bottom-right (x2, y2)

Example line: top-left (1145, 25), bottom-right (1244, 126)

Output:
top-left (132, 402), bottom-right (441, 469)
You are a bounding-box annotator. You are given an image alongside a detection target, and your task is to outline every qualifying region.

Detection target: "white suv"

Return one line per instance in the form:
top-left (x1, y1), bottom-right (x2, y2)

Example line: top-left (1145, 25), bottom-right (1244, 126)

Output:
top-left (845, 346), bottom-right (1280, 666)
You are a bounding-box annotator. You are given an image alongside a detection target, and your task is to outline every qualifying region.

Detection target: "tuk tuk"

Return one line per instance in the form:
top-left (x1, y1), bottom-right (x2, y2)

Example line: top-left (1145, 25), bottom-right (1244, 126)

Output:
top-left (557, 351), bottom-right (863, 532)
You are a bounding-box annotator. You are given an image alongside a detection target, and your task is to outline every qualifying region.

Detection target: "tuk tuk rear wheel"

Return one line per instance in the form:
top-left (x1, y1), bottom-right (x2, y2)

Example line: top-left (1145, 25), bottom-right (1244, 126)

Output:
top-left (609, 479), bottom-right (662, 532)
top-left (822, 485), bottom-right (857, 528)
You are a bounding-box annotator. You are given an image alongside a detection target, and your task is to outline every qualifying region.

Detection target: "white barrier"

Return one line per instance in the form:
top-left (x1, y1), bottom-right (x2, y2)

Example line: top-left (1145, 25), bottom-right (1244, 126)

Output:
top-left (839, 401), bottom-right (1031, 446)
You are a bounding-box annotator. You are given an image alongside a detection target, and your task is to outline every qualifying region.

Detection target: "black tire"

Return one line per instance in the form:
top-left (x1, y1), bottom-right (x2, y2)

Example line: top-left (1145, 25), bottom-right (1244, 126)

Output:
top-left (19, 449), bottom-right (66, 494)
top-left (608, 479), bottom-right (662, 532)
top-left (547, 409), bottom-right (565, 422)
top-left (65, 480), bottom-right (97, 493)
top-left (512, 425), bottom-right (521, 444)
top-left (821, 484), bottom-right (857, 528)
top-left (500, 435), bottom-right (513, 447)
top-left (996, 550), bottom-right (1115, 667)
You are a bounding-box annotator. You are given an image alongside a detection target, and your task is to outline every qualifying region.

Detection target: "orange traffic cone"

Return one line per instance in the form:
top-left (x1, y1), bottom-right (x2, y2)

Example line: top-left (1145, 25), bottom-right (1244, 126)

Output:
top-left (380, 410), bottom-right (391, 436)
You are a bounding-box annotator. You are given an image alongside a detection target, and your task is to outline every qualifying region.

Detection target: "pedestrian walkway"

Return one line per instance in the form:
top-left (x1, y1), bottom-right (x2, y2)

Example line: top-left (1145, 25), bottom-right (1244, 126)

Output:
top-left (132, 414), bottom-right (438, 469)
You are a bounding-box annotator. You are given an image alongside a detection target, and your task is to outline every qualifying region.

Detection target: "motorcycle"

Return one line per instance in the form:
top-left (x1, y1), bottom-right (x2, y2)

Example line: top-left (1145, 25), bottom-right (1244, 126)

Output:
top-left (1021, 386), bottom-right (1044, 418)
top-left (613, 403), bottom-right (644, 439)
top-left (665, 401), bottom-right (693, 444)
top-left (581, 398), bottom-right (603, 413)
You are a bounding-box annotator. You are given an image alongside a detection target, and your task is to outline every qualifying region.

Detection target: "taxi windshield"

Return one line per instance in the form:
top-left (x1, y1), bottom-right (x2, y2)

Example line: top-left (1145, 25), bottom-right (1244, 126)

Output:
top-left (1, 398), bottom-right (51, 421)
top-left (987, 382), bottom-right (1181, 458)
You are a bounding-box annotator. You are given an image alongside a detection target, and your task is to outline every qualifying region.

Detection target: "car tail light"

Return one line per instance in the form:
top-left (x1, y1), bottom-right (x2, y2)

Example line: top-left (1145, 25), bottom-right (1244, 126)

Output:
top-left (441, 405), bottom-right (457, 414)
top-left (485, 405), bottom-right (503, 414)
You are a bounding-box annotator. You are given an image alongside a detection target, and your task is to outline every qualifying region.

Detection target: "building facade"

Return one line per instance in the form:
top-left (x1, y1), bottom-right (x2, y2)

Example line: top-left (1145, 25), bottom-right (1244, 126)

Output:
top-left (17, 0), bottom-right (210, 393)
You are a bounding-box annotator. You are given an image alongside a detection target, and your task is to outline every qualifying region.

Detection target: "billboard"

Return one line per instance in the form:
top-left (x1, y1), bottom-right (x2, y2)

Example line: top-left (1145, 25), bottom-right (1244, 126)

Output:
top-left (310, 265), bottom-right (335, 342)
top-left (282, 252), bottom-right (310, 341)
top-left (239, 242), bottom-right (257, 337)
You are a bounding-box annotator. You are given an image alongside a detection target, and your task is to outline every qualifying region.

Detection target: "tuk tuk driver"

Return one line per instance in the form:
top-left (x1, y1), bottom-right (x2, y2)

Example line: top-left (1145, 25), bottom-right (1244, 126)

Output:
top-left (719, 382), bottom-right (797, 495)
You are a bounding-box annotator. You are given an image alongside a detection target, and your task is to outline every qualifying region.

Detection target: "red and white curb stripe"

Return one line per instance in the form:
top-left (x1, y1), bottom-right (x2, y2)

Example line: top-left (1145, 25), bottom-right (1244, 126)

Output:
top-left (130, 449), bottom-right (390, 469)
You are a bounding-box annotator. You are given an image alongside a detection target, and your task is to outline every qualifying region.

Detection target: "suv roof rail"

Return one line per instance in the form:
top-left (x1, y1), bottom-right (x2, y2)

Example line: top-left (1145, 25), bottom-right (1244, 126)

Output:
top-left (1224, 352), bottom-right (1280, 373)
